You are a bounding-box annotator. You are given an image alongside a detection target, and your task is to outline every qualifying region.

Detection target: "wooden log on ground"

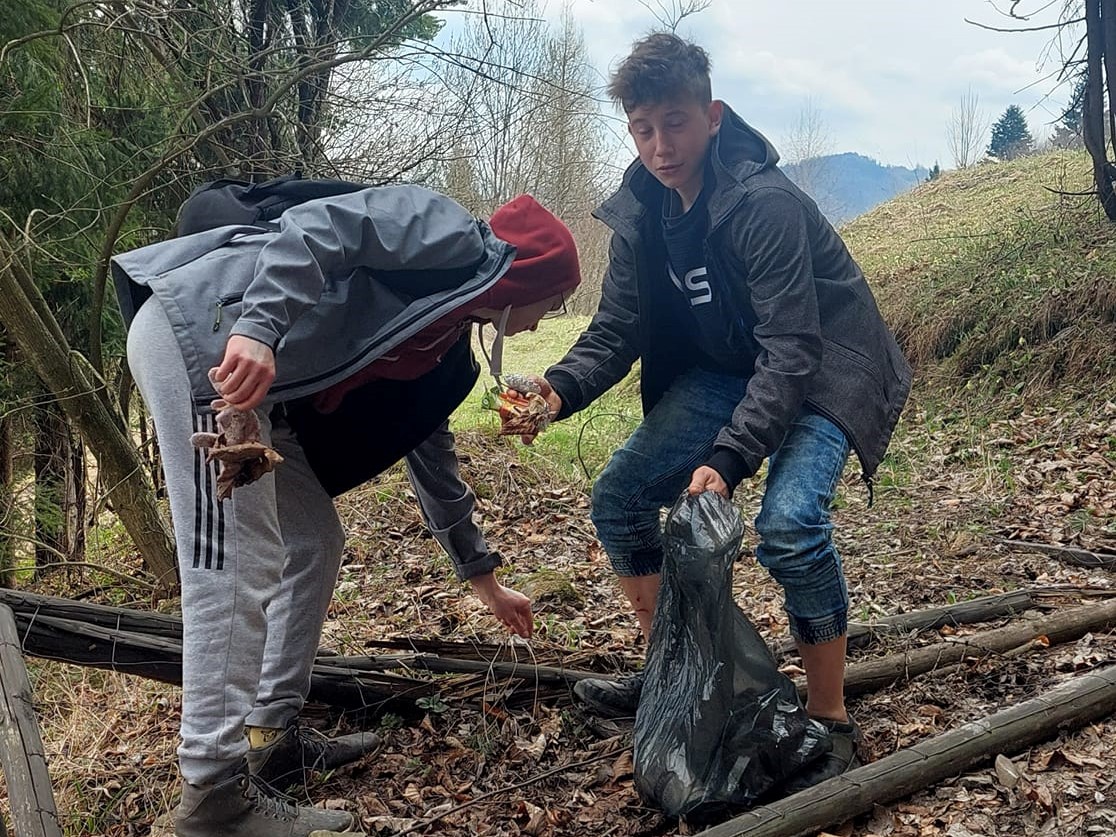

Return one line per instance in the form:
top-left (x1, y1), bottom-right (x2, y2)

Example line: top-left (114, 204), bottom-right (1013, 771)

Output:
top-left (0, 587), bottom-right (182, 640)
top-left (8, 610), bottom-right (433, 710)
top-left (999, 538), bottom-right (1116, 570)
top-left (775, 589), bottom-right (1040, 656)
top-left (839, 597), bottom-right (1116, 698)
top-left (697, 664), bottom-right (1116, 837)
top-left (0, 604), bottom-right (63, 837)
top-left (5, 608), bottom-right (598, 710)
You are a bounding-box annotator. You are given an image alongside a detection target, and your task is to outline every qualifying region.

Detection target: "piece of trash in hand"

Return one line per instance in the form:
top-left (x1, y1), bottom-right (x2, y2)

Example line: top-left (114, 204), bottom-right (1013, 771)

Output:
top-left (495, 388), bottom-right (550, 436)
top-left (504, 373), bottom-right (542, 395)
top-left (189, 374), bottom-right (283, 500)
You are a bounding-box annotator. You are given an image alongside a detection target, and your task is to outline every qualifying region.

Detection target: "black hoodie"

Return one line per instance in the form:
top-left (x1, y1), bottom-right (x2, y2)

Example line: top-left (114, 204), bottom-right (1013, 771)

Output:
top-left (545, 105), bottom-right (911, 488)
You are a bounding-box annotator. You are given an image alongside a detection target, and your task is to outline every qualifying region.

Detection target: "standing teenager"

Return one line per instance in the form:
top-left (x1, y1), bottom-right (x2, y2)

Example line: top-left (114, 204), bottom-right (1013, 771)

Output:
top-left (515, 33), bottom-right (910, 790)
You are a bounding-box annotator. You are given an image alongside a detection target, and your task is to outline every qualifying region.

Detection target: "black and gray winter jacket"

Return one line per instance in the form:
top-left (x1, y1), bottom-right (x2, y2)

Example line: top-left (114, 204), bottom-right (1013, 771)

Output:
top-left (545, 106), bottom-right (911, 487)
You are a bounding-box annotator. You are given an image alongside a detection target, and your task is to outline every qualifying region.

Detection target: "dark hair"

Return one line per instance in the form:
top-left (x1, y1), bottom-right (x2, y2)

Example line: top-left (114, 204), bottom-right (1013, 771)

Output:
top-left (607, 32), bottom-right (712, 112)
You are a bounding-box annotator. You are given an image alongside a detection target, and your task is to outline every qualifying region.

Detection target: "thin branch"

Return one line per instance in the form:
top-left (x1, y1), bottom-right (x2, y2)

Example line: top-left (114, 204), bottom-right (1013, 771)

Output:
top-left (964, 16), bottom-right (1084, 32)
top-left (395, 746), bottom-right (625, 836)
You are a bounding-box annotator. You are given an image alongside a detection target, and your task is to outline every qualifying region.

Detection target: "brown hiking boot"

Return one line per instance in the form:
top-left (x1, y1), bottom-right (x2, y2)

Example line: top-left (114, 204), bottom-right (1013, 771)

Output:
top-left (175, 765), bottom-right (354, 836)
top-left (247, 722), bottom-right (382, 789)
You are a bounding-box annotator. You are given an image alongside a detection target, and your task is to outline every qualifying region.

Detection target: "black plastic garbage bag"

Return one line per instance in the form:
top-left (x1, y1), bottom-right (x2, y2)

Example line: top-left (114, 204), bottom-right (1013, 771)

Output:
top-left (633, 491), bottom-right (829, 824)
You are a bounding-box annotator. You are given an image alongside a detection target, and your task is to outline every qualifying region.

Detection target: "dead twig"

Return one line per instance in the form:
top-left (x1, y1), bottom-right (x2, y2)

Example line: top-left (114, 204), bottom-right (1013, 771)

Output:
top-left (395, 745), bottom-right (625, 835)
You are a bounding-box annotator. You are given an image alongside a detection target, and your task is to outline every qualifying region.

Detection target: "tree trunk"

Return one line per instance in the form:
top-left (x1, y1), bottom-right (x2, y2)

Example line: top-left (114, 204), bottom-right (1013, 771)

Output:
top-left (0, 404), bottom-right (14, 587)
top-left (32, 401), bottom-right (69, 578)
top-left (0, 333), bottom-right (15, 586)
top-left (0, 232), bottom-right (177, 591)
top-left (697, 665), bottom-right (1116, 837)
top-left (69, 436), bottom-right (86, 568)
top-left (1084, 0), bottom-right (1116, 218)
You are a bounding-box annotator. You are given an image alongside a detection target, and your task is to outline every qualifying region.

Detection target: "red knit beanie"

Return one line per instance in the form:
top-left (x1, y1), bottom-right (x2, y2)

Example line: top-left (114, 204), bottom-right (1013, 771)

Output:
top-left (476, 195), bottom-right (582, 310)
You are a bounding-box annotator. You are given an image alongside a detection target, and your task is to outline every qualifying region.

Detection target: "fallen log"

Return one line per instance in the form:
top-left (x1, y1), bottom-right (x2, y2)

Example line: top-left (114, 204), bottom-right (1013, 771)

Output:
top-left (0, 587), bottom-right (182, 639)
top-left (4, 608), bottom-right (599, 710)
top-left (839, 596), bottom-right (1116, 698)
top-left (999, 538), bottom-right (1116, 570)
top-left (8, 610), bottom-right (433, 710)
top-left (775, 589), bottom-right (1040, 656)
top-left (0, 605), bottom-right (63, 837)
top-left (697, 664), bottom-right (1116, 837)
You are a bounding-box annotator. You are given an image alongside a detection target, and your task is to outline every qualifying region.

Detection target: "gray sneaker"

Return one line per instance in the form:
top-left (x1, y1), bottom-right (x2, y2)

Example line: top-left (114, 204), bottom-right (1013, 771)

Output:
top-left (573, 672), bottom-right (645, 718)
top-left (247, 722), bottom-right (382, 789)
top-left (175, 765), bottom-right (354, 836)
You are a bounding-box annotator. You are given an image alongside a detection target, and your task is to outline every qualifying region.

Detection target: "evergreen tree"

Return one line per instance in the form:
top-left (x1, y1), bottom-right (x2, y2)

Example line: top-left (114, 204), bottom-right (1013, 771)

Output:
top-left (987, 105), bottom-right (1035, 160)
top-left (926, 162), bottom-right (942, 182)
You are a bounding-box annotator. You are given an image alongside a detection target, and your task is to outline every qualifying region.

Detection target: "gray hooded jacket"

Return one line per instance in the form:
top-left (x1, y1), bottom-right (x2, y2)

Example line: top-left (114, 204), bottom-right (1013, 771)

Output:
top-left (545, 106), bottom-right (911, 486)
top-left (112, 185), bottom-right (513, 407)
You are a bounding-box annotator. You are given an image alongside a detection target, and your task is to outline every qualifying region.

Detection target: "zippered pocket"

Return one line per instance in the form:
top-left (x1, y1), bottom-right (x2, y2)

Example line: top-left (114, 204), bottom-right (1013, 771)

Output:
top-left (212, 293), bottom-right (245, 332)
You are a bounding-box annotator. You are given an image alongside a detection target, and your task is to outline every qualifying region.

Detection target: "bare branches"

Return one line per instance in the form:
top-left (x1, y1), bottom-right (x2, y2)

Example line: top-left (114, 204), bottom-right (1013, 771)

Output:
top-left (964, 15), bottom-right (1084, 33)
top-left (947, 88), bottom-right (990, 169)
top-left (636, 0), bottom-right (712, 32)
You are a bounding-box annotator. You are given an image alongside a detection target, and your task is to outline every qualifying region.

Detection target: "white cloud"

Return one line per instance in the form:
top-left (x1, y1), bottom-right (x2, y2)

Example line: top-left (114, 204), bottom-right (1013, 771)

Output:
top-left (951, 49), bottom-right (1044, 92)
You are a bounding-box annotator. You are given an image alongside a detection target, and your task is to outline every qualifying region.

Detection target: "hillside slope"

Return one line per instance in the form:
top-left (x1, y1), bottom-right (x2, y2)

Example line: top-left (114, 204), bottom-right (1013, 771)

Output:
top-left (843, 151), bottom-right (1116, 399)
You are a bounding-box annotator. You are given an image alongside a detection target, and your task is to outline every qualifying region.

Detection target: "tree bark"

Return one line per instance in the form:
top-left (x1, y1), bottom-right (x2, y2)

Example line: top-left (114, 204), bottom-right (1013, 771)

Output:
top-left (697, 665), bottom-right (1116, 837)
top-left (1084, 0), bottom-right (1116, 218)
top-left (0, 605), bottom-right (63, 837)
top-left (0, 231), bottom-right (177, 591)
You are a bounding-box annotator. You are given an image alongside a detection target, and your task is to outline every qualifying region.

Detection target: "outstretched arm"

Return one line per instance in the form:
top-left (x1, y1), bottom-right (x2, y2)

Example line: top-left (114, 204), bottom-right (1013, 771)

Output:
top-left (405, 422), bottom-right (533, 638)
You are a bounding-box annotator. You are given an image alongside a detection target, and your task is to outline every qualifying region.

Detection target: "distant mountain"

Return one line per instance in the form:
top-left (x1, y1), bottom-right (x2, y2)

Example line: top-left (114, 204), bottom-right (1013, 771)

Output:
top-left (781, 152), bottom-right (928, 227)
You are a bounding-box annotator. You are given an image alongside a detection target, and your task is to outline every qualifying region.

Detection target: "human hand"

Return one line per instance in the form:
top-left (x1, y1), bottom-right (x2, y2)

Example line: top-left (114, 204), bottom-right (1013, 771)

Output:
top-left (688, 465), bottom-right (729, 498)
top-left (515, 375), bottom-right (561, 446)
top-left (211, 335), bottom-right (275, 412)
top-left (470, 573), bottom-right (534, 638)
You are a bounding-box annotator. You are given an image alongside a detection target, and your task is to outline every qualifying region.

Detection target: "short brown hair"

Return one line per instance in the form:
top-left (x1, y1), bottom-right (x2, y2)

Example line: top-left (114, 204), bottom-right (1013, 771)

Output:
top-left (607, 32), bottom-right (712, 112)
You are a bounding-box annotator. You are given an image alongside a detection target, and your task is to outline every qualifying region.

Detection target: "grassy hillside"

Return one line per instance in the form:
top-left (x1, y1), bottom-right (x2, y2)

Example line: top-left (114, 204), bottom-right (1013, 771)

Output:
top-left (843, 151), bottom-right (1116, 400)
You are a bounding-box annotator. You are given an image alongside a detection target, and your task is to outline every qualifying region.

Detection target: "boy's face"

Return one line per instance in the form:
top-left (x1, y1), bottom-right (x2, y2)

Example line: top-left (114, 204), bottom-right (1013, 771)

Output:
top-left (627, 98), bottom-right (723, 200)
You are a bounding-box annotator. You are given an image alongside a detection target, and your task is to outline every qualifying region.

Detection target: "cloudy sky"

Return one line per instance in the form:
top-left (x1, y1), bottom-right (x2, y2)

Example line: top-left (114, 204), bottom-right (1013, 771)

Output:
top-left (439, 1), bottom-right (1079, 170)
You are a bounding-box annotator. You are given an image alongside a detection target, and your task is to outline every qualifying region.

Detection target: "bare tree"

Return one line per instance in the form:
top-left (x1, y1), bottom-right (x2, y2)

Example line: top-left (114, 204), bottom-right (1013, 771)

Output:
top-left (967, 1), bottom-right (1114, 217)
top-left (947, 88), bottom-right (991, 168)
top-left (0, 0), bottom-right (476, 589)
top-left (440, 0), bottom-right (616, 308)
top-left (781, 99), bottom-right (845, 220)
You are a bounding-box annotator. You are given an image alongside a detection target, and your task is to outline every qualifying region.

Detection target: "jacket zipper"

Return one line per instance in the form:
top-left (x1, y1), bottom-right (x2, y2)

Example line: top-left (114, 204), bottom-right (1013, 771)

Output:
top-left (212, 293), bottom-right (245, 332)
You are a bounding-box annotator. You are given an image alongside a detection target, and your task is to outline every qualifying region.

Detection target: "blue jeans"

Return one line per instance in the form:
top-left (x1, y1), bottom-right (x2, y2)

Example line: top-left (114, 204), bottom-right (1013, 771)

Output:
top-left (591, 366), bottom-right (851, 645)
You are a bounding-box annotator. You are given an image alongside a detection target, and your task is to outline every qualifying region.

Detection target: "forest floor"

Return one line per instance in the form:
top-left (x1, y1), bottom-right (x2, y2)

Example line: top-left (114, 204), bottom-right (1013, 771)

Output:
top-left (21, 380), bottom-right (1116, 837)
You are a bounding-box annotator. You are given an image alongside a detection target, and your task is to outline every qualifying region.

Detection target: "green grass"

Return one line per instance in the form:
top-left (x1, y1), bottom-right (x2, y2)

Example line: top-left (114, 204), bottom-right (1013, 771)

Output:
top-left (452, 316), bottom-right (641, 482)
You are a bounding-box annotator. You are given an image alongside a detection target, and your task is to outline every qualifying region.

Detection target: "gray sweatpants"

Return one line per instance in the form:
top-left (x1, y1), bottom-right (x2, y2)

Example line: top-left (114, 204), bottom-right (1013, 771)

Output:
top-left (129, 299), bottom-right (345, 785)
